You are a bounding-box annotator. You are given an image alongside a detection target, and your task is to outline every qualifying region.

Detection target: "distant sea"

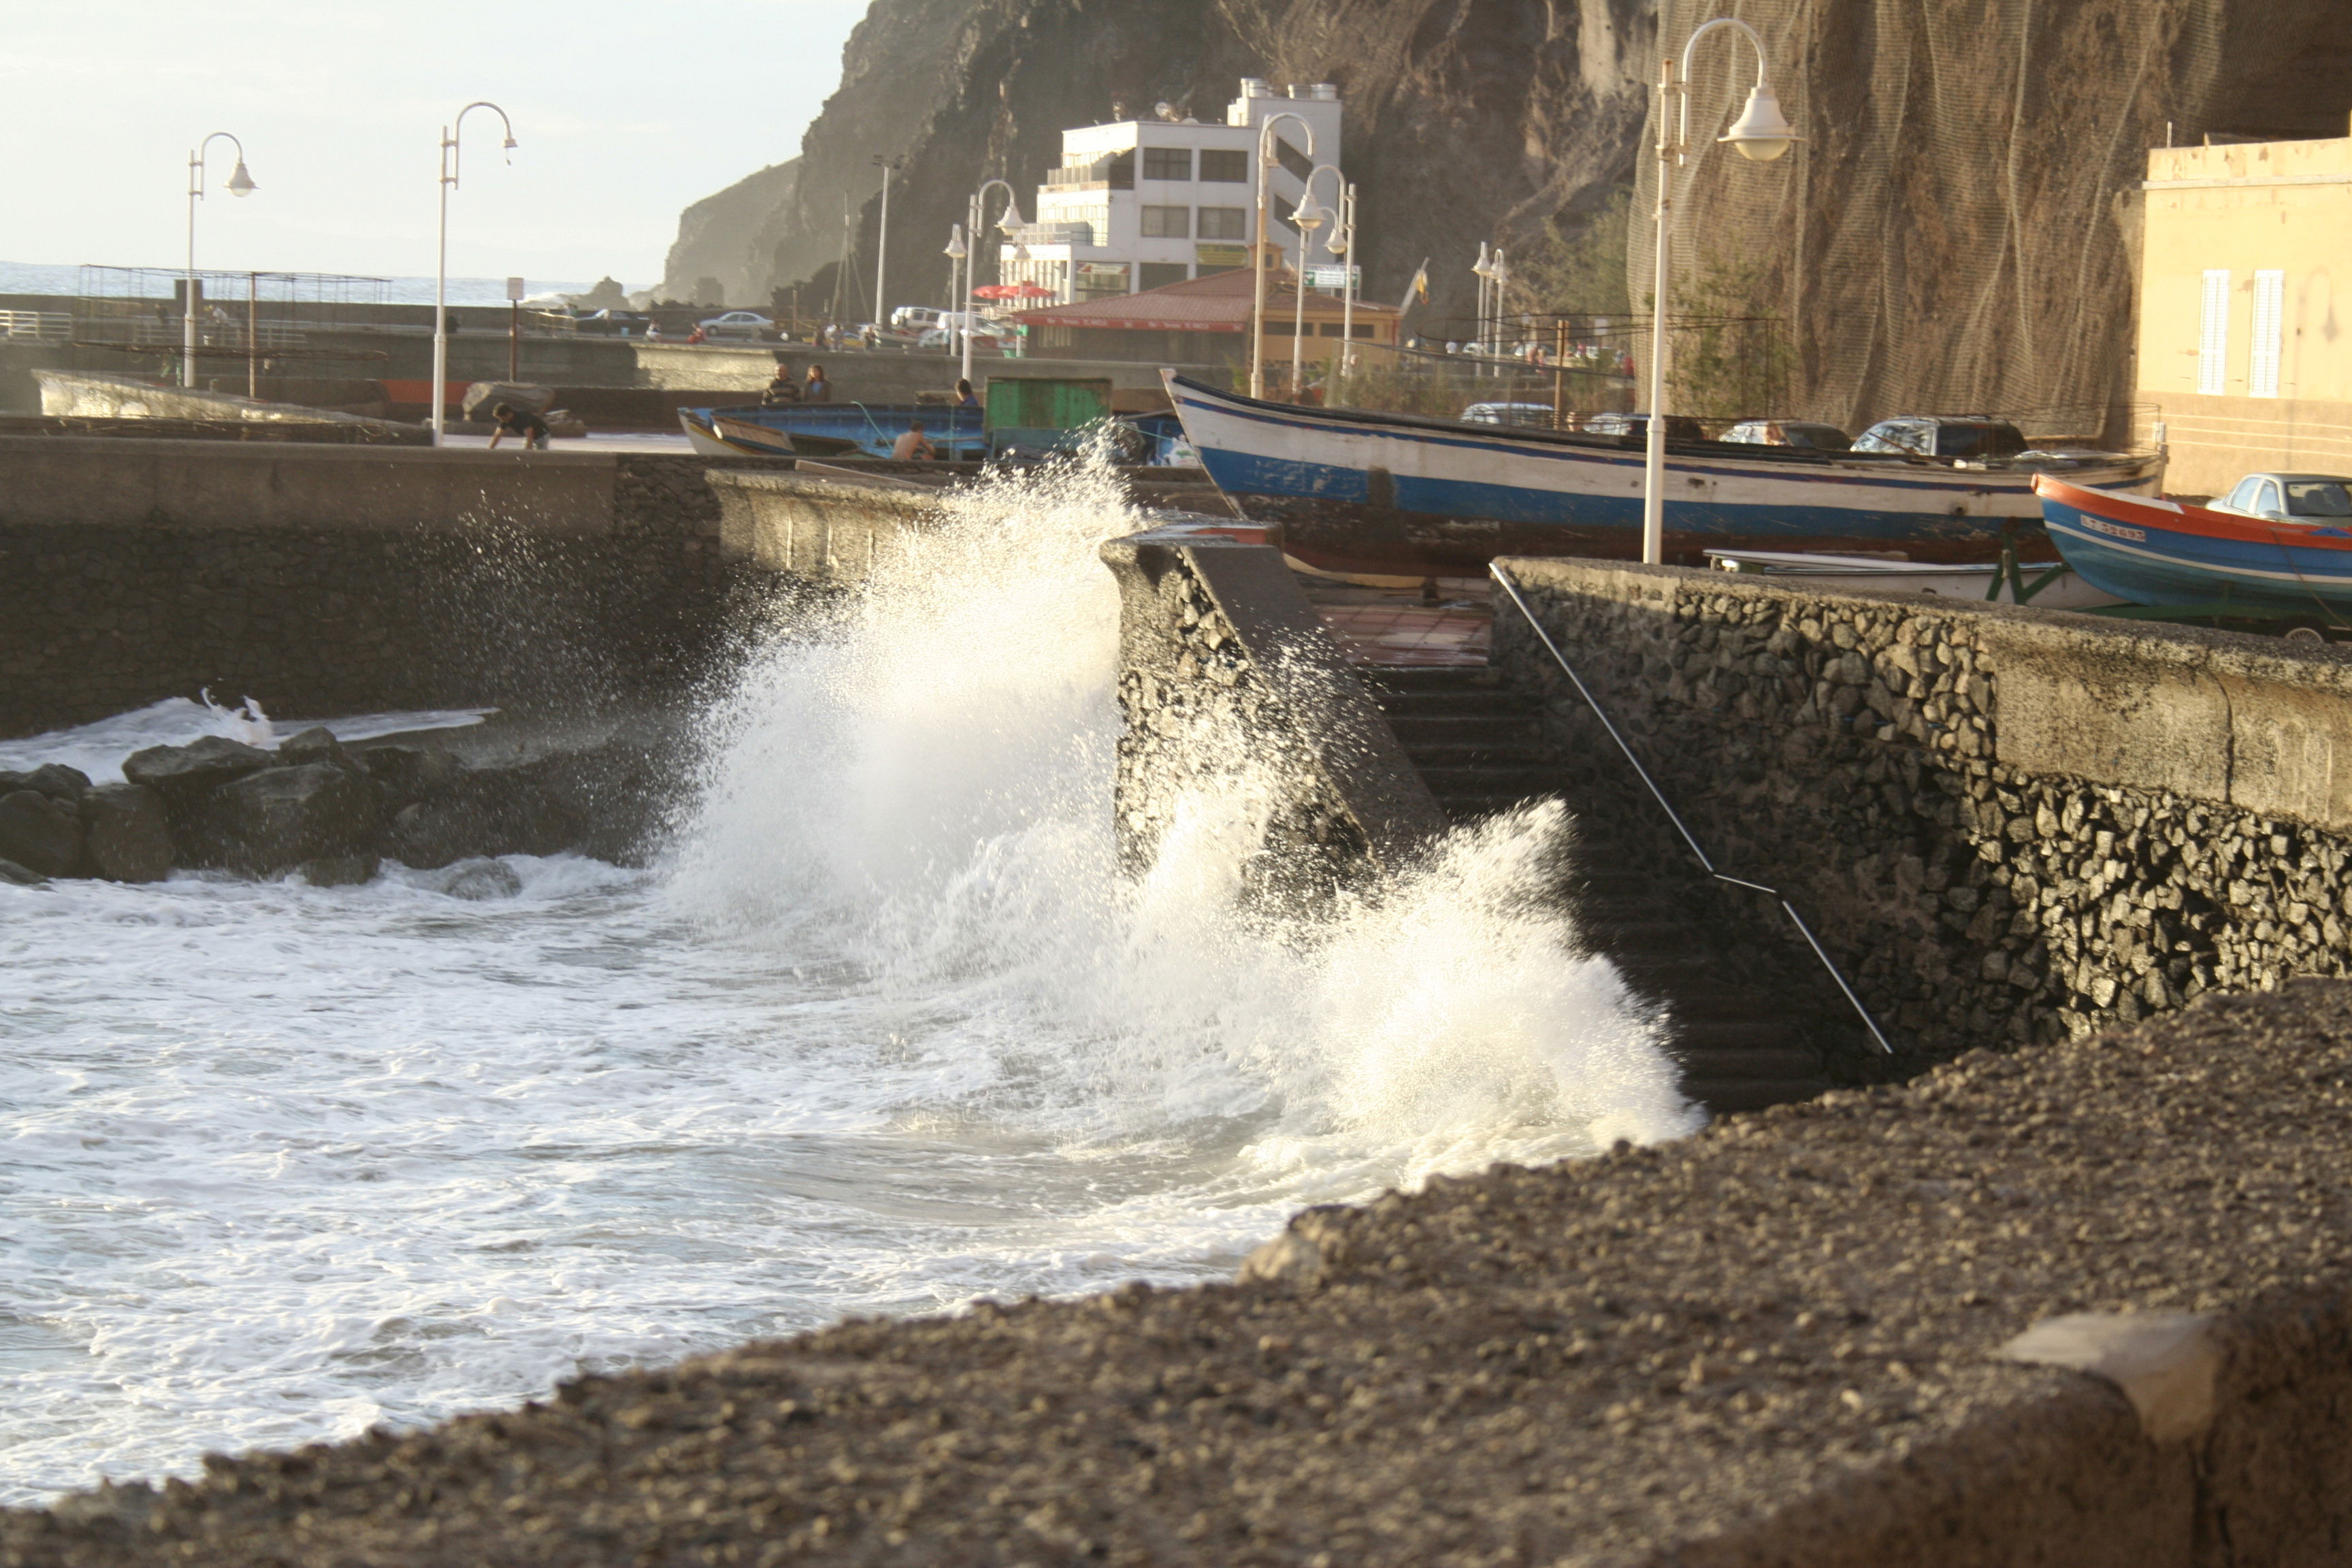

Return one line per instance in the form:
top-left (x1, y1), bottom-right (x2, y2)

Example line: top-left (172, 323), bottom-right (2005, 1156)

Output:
top-left (0, 261), bottom-right (644, 306)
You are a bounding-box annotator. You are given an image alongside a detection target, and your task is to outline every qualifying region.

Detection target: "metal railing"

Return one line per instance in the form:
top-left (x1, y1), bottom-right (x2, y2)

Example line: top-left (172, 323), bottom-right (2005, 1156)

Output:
top-left (1490, 564), bottom-right (1894, 1055)
top-left (0, 310), bottom-right (71, 341)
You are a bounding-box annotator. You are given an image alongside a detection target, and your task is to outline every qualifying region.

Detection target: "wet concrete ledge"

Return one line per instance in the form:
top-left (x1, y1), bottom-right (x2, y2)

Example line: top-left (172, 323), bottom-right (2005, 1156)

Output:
top-left (10, 980), bottom-right (2351, 1566)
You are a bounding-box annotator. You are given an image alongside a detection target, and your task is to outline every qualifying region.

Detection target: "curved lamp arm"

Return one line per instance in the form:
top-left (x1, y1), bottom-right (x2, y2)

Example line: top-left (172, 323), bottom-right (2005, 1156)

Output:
top-left (191, 131), bottom-right (255, 198)
top-left (1672, 17), bottom-right (1797, 165)
top-left (444, 101), bottom-right (519, 190)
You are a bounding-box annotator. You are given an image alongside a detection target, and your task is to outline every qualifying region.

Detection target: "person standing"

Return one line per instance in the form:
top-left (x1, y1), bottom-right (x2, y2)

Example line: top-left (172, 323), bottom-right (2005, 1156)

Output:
top-left (803, 363), bottom-right (832, 402)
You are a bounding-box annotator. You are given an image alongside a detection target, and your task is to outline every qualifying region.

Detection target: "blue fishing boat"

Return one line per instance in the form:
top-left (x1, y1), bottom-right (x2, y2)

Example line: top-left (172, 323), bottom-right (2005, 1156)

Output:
top-left (2035, 474), bottom-right (2352, 617)
top-left (679, 402), bottom-right (989, 460)
top-left (1165, 372), bottom-right (2166, 574)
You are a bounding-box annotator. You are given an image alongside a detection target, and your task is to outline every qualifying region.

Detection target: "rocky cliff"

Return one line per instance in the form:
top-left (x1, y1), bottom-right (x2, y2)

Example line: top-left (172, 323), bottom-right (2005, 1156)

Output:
top-left (658, 159), bottom-right (799, 307)
top-left (666, 0), bottom-right (2352, 427)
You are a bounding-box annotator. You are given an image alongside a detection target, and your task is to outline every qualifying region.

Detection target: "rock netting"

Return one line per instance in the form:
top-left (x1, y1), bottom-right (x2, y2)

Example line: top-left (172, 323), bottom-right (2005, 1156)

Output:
top-left (0, 723), bottom-right (674, 887)
top-left (13, 979), bottom-right (2352, 1567)
top-left (0, 455), bottom-right (787, 737)
top-left (1492, 561), bottom-right (2352, 1065)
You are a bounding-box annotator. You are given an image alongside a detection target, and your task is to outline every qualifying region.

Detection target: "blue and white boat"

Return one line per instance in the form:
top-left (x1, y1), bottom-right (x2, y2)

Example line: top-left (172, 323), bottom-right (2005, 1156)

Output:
top-left (679, 402), bottom-right (988, 461)
top-left (1164, 372), bottom-right (2166, 575)
top-left (2036, 474), bottom-right (2352, 617)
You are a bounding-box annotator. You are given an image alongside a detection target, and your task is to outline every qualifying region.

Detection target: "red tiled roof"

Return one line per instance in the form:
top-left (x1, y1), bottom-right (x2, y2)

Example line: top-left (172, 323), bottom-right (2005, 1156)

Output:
top-left (1013, 268), bottom-right (1397, 333)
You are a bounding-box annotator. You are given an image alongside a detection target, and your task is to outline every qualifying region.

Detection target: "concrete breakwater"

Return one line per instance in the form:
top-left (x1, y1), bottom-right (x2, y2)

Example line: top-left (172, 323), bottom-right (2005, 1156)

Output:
top-left (0, 438), bottom-right (796, 736)
top-left (13, 979), bottom-right (2352, 1565)
top-left (0, 715), bottom-right (676, 888)
top-left (1490, 561), bottom-right (2352, 1062)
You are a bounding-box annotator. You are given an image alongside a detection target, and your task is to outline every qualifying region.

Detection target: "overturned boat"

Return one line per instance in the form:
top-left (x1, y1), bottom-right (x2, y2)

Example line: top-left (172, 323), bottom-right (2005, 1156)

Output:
top-left (1164, 372), bottom-right (2164, 575)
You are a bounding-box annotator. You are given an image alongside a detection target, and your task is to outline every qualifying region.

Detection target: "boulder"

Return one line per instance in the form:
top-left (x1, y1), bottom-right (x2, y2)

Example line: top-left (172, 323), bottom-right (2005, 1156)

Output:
top-left (0, 789), bottom-right (82, 878)
top-left (122, 736), bottom-right (276, 793)
top-left (278, 726), bottom-right (365, 776)
top-left (0, 764), bottom-right (93, 802)
top-left (358, 745), bottom-right (463, 811)
top-left (297, 853), bottom-right (379, 887)
top-left (207, 764), bottom-right (378, 874)
top-left (387, 773), bottom-right (574, 868)
top-left (443, 859), bottom-right (524, 900)
top-left (0, 857), bottom-right (45, 886)
top-left (82, 784), bottom-right (174, 883)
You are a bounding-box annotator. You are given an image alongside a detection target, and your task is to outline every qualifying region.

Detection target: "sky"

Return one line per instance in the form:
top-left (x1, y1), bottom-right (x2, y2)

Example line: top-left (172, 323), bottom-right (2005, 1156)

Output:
top-left (0, 0), bottom-right (869, 287)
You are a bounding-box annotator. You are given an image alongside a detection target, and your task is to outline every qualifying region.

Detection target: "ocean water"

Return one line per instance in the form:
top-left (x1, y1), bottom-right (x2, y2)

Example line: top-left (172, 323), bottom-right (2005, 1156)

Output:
top-left (0, 261), bottom-right (640, 308)
top-left (0, 457), bottom-right (1699, 1507)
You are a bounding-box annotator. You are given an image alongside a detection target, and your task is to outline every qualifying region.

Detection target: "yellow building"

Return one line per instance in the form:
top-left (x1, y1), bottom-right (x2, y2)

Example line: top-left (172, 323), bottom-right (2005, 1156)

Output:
top-left (2138, 127), bottom-right (2352, 496)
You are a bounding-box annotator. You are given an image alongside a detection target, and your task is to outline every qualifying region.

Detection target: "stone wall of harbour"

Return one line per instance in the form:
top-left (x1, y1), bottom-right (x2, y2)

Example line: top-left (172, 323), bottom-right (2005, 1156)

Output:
top-left (1492, 558), bottom-right (2352, 1064)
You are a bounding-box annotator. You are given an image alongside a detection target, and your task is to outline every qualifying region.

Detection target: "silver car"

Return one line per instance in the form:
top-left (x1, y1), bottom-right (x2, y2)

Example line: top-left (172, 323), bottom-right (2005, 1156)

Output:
top-left (2208, 472), bottom-right (2352, 522)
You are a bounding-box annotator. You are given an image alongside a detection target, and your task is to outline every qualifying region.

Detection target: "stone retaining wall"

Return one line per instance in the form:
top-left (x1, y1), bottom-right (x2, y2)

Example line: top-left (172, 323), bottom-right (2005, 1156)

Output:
top-left (1492, 559), bottom-right (2352, 1062)
top-left (0, 440), bottom-right (792, 734)
top-left (1100, 531), bottom-right (1441, 890)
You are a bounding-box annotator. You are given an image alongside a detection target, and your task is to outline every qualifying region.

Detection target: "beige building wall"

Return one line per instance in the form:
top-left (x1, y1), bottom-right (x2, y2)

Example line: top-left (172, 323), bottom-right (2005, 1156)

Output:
top-left (2137, 131), bottom-right (2352, 497)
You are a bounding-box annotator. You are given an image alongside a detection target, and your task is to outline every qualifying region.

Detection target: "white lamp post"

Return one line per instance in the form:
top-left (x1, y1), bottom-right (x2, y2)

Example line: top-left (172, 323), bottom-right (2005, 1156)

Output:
top-left (432, 101), bottom-right (518, 446)
top-left (184, 133), bottom-right (256, 389)
top-left (1248, 111), bottom-right (1314, 399)
top-left (1326, 180), bottom-right (1359, 397)
top-left (1490, 247), bottom-right (1511, 362)
top-left (871, 154), bottom-right (902, 335)
top-left (1641, 16), bottom-right (1796, 564)
top-left (1470, 242), bottom-right (1496, 375)
top-left (1288, 164), bottom-right (1343, 400)
top-left (943, 223), bottom-right (968, 361)
top-left (962, 178), bottom-right (1022, 385)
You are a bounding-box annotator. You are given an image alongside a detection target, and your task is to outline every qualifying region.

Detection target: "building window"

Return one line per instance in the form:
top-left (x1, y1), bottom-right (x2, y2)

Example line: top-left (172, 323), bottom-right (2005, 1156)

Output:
top-left (1199, 150), bottom-right (1248, 182)
top-left (1075, 262), bottom-right (1132, 300)
top-left (1197, 206), bottom-right (1248, 240)
top-left (2251, 269), bottom-right (2285, 398)
top-left (1143, 147), bottom-right (1192, 181)
top-left (2198, 269), bottom-right (2230, 395)
top-left (1138, 262), bottom-right (1190, 291)
top-left (1140, 205), bottom-right (1190, 239)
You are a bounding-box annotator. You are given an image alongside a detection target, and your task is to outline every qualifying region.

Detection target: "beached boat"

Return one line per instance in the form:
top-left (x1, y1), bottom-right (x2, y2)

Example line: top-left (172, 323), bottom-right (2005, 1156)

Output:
top-left (679, 402), bottom-right (988, 461)
top-left (2034, 474), bottom-right (2352, 617)
top-left (1164, 373), bottom-right (2165, 575)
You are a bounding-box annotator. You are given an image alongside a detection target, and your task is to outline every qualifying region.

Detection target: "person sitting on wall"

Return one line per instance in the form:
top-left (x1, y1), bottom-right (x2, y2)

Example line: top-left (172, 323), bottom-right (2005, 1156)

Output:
top-left (487, 402), bottom-right (551, 451)
top-left (891, 420), bottom-right (937, 461)
top-left (803, 363), bottom-right (832, 402)
top-left (761, 365), bottom-right (801, 406)
top-left (953, 378), bottom-right (980, 410)
top-left (687, 325), bottom-right (707, 346)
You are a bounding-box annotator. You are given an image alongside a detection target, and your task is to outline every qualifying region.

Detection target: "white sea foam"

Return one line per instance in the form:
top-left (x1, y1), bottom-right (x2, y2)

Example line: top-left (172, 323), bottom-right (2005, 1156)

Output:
top-left (0, 697), bottom-right (490, 785)
top-left (0, 450), bottom-right (1693, 1507)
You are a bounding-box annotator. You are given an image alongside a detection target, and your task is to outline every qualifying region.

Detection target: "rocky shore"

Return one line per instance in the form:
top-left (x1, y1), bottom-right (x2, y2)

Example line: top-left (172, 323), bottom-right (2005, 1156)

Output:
top-left (7, 980), bottom-right (2349, 1566)
top-left (0, 715), bottom-right (678, 888)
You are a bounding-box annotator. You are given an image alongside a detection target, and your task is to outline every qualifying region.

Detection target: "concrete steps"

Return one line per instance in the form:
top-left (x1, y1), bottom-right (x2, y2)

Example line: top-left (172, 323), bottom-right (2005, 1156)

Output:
top-left (1366, 665), bottom-right (1831, 1115)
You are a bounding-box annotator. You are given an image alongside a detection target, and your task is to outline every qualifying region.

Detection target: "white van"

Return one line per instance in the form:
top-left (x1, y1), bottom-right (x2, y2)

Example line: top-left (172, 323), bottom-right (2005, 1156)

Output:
top-left (889, 306), bottom-right (987, 333)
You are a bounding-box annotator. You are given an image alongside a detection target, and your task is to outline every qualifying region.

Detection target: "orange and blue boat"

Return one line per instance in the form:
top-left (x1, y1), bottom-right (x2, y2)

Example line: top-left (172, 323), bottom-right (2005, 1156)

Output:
top-left (2034, 474), bottom-right (2352, 619)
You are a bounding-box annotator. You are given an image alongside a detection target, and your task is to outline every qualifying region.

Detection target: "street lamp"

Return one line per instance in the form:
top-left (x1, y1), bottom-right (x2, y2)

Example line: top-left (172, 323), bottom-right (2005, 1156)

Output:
top-left (184, 133), bottom-right (257, 390)
top-left (1471, 242), bottom-right (1492, 364)
top-left (1288, 164), bottom-right (1343, 399)
top-left (962, 178), bottom-right (1023, 385)
top-left (433, 101), bottom-right (518, 447)
top-left (1641, 16), bottom-right (1796, 564)
top-left (943, 223), bottom-right (968, 361)
top-left (1325, 180), bottom-right (1359, 397)
top-left (872, 154), bottom-right (903, 336)
top-left (1249, 111), bottom-right (1314, 399)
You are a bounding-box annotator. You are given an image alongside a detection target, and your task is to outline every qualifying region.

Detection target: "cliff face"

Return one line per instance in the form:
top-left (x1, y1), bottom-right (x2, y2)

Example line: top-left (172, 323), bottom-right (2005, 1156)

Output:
top-left (659, 159), bottom-right (798, 305)
top-left (668, 0), bottom-right (2352, 425)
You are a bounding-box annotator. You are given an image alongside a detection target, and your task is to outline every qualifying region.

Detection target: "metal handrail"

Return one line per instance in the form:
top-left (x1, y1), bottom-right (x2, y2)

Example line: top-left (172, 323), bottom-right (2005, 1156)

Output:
top-left (1490, 564), bottom-right (1894, 1055)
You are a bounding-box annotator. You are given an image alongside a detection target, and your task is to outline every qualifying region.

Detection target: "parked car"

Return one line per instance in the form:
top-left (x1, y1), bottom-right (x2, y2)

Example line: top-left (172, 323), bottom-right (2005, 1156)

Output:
top-left (1460, 402), bottom-right (1557, 427)
top-left (1722, 417), bottom-right (1852, 451)
top-left (1578, 412), bottom-right (1708, 442)
top-left (1850, 416), bottom-right (2027, 461)
top-left (2206, 472), bottom-right (2352, 521)
top-left (574, 309), bottom-right (652, 338)
top-left (696, 310), bottom-right (776, 341)
top-left (916, 325), bottom-right (1008, 352)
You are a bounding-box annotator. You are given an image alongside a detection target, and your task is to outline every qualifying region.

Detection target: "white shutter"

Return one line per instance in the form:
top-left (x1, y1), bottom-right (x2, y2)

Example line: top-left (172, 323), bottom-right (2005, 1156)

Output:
top-left (2198, 269), bottom-right (2230, 395)
top-left (2250, 270), bottom-right (2285, 397)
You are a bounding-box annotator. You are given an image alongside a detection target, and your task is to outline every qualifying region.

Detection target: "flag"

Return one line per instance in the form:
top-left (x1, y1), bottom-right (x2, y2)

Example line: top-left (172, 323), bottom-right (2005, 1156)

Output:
top-left (1401, 259), bottom-right (1429, 312)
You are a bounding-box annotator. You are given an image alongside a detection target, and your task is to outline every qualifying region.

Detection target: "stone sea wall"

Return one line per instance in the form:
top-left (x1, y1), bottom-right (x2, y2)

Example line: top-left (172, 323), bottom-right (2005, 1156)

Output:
top-left (0, 441), bottom-right (793, 736)
top-left (1492, 559), bottom-right (2352, 1064)
top-left (1099, 532), bottom-right (1441, 894)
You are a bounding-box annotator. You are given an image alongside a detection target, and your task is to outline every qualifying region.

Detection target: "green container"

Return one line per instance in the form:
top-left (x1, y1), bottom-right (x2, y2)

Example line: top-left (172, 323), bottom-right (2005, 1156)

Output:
top-left (983, 377), bottom-right (1113, 431)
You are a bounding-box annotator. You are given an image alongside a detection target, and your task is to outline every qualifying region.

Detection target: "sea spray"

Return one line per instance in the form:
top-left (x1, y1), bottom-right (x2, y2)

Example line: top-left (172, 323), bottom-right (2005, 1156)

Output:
top-left (668, 448), bottom-right (1699, 1171)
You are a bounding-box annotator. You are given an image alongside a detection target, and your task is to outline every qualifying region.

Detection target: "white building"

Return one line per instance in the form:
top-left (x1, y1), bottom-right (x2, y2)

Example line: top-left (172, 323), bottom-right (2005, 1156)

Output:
top-left (996, 79), bottom-right (1345, 305)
